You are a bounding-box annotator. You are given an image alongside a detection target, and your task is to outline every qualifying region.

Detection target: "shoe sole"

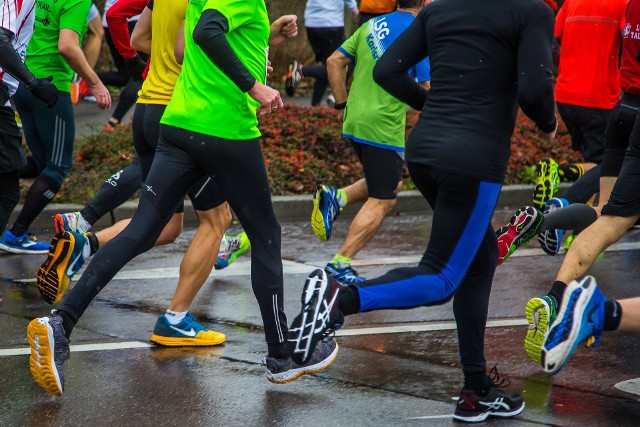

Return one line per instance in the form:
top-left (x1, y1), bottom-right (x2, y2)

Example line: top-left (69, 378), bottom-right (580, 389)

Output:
top-left (498, 207), bottom-right (543, 265)
top-left (524, 297), bottom-right (552, 364)
top-left (311, 187), bottom-right (329, 242)
top-left (453, 402), bottom-right (525, 422)
top-left (54, 214), bottom-right (67, 234)
top-left (541, 277), bottom-right (597, 374)
top-left (532, 160), bottom-right (559, 210)
top-left (0, 242), bottom-right (49, 255)
top-left (37, 233), bottom-right (73, 305)
top-left (538, 228), bottom-right (563, 256)
top-left (288, 269), bottom-right (338, 365)
top-left (27, 318), bottom-right (63, 396)
top-left (266, 341), bottom-right (339, 384)
top-left (150, 333), bottom-right (226, 347)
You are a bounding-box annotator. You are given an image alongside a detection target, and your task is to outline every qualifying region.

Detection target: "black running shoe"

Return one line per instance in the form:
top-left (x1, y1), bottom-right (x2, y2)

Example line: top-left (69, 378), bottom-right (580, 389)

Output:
top-left (453, 367), bottom-right (525, 423)
top-left (288, 269), bottom-right (344, 365)
top-left (264, 338), bottom-right (339, 384)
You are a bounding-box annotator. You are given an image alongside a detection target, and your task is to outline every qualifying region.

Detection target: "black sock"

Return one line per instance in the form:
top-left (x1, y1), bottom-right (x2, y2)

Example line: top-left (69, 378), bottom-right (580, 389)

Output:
top-left (338, 285), bottom-right (361, 316)
top-left (548, 280), bottom-right (567, 307)
top-left (87, 232), bottom-right (100, 256)
top-left (603, 300), bottom-right (622, 331)
top-left (268, 342), bottom-right (289, 359)
top-left (463, 371), bottom-right (491, 395)
top-left (57, 310), bottom-right (74, 340)
top-left (10, 174), bottom-right (61, 236)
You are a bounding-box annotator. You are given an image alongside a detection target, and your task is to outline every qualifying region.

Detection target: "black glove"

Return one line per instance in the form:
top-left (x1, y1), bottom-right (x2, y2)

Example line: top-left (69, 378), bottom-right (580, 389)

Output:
top-left (124, 54), bottom-right (146, 81)
top-left (28, 76), bottom-right (59, 108)
top-left (0, 81), bottom-right (9, 106)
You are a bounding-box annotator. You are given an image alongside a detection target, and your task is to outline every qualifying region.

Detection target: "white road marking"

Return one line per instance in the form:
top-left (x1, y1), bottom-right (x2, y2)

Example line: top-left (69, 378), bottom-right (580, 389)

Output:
top-left (335, 318), bottom-right (527, 337)
top-left (406, 415), bottom-right (452, 420)
top-left (614, 378), bottom-right (640, 396)
top-left (0, 341), bottom-right (152, 357)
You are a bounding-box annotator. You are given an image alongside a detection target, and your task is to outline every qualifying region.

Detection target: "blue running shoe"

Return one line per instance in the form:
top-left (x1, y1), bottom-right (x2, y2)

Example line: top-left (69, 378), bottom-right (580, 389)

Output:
top-left (325, 262), bottom-right (366, 284)
top-left (214, 231), bottom-right (250, 270)
top-left (538, 197), bottom-right (569, 255)
top-left (311, 185), bottom-right (341, 242)
top-left (541, 276), bottom-right (605, 375)
top-left (37, 231), bottom-right (87, 304)
top-left (150, 311), bottom-right (226, 346)
top-left (0, 230), bottom-right (50, 254)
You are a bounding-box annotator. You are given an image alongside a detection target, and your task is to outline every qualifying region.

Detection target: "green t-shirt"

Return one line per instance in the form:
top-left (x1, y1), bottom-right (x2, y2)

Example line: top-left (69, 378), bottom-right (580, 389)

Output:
top-left (26, 0), bottom-right (90, 92)
top-left (161, 0), bottom-right (270, 140)
top-left (339, 12), bottom-right (430, 151)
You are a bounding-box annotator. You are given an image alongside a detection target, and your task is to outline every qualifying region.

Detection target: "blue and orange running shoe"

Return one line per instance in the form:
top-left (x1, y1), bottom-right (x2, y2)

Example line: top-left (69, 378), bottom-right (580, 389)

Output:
top-left (541, 276), bottom-right (605, 375)
top-left (311, 185), bottom-right (341, 242)
top-left (37, 231), bottom-right (87, 304)
top-left (150, 312), bottom-right (226, 346)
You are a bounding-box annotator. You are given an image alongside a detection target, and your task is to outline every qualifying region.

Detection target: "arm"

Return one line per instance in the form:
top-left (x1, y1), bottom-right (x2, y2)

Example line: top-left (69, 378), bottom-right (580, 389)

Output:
top-left (107, 0), bottom-right (148, 79)
top-left (174, 21), bottom-right (185, 64)
top-left (373, 10), bottom-right (429, 110)
top-left (517, 6), bottom-right (557, 137)
top-left (82, 12), bottom-right (105, 69)
top-left (326, 50), bottom-right (351, 106)
top-left (269, 15), bottom-right (298, 47)
top-left (192, 9), bottom-right (282, 114)
top-left (344, 0), bottom-right (359, 18)
top-left (58, 29), bottom-right (111, 109)
top-left (130, 4), bottom-right (152, 55)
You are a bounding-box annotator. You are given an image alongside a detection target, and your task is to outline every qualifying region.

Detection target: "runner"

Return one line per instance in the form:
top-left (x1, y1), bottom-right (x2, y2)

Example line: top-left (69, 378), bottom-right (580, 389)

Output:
top-left (313, 0), bottom-right (430, 284)
top-left (288, 0), bottom-right (556, 421)
top-left (0, 0), bottom-right (111, 255)
top-left (27, 1), bottom-right (336, 397)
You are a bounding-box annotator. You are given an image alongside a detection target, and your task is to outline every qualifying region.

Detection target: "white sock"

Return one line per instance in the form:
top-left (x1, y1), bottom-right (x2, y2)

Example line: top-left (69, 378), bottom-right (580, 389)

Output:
top-left (164, 310), bottom-right (188, 325)
top-left (78, 213), bottom-right (91, 234)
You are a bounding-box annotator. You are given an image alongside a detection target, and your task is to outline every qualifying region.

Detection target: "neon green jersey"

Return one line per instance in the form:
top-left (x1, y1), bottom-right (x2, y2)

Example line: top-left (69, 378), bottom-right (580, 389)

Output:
top-left (161, 0), bottom-right (270, 140)
top-left (26, 0), bottom-right (90, 92)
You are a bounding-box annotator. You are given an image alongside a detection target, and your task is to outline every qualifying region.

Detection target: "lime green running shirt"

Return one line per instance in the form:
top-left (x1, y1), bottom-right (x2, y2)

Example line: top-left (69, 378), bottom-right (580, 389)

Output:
top-left (161, 0), bottom-right (270, 140)
top-left (26, 0), bottom-right (90, 92)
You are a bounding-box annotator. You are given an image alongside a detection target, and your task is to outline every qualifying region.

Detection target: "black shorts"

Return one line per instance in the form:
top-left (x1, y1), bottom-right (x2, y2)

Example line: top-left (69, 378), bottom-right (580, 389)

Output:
top-left (306, 27), bottom-right (346, 63)
top-left (601, 112), bottom-right (640, 218)
top-left (601, 92), bottom-right (640, 177)
top-left (132, 103), bottom-right (225, 212)
top-left (351, 140), bottom-right (404, 199)
top-left (0, 105), bottom-right (26, 173)
top-left (557, 102), bottom-right (611, 163)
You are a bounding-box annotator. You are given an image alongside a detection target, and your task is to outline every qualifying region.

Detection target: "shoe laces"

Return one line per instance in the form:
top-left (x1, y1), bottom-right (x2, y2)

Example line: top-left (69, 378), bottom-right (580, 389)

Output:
top-left (488, 364), bottom-right (511, 388)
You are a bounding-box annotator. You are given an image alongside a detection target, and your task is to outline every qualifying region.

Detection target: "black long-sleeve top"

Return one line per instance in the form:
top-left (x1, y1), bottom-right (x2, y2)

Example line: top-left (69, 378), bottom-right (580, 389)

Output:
top-left (373, 0), bottom-right (556, 182)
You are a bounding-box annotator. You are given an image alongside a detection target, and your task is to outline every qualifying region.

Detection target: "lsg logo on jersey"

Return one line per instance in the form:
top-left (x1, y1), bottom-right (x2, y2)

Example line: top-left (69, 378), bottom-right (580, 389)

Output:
top-left (624, 23), bottom-right (632, 38)
top-left (625, 23), bottom-right (640, 39)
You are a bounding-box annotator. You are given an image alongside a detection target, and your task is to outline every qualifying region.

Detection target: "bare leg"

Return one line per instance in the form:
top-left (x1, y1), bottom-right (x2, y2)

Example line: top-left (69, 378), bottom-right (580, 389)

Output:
top-left (618, 297), bottom-right (640, 333)
top-left (168, 203), bottom-right (232, 311)
top-left (94, 212), bottom-right (185, 247)
top-left (338, 197), bottom-right (396, 258)
top-left (557, 215), bottom-right (638, 283)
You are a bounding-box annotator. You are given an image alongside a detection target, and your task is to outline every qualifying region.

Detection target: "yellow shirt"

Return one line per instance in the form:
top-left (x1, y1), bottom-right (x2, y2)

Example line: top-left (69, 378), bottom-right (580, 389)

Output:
top-left (137, 0), bottom-right (186, 105)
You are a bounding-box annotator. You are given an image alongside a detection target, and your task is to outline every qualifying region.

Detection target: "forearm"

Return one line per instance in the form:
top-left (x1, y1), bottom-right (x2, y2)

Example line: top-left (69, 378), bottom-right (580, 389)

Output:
top-left (0, 28), bottom-right (36, 86)
top-left (193, 9), bottom-right (255, 92)
top-left (327, 55), bottom-right (348, 104)
top-left (106, 0), bottom-right (148, 59)
top-left (61, 44), bottom-right (102, 86)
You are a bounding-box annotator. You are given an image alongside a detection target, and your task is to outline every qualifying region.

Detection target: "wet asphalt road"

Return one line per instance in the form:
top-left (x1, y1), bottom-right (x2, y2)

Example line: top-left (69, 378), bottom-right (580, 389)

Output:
top-left (2, 209), bottom-right (640, 426)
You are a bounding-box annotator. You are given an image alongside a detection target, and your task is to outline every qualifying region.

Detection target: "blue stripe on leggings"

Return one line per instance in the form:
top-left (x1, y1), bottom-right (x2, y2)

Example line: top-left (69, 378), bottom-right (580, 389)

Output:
top-left (358, 181), bottom-right (501, 312)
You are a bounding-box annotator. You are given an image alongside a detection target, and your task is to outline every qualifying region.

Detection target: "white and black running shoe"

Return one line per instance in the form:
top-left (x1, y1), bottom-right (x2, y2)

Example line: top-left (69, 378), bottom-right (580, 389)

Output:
top-left (288, 269), bottom-right (344, 365)
top-left (264, 338), bottom-right (339, 384)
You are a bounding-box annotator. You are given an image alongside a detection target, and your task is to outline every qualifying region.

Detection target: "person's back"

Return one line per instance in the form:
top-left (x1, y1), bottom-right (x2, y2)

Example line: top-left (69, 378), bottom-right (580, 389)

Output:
top-left (342, 10), bottom-right (429, 149)
top-left (137, 0), bottom-right (186, 105)
top-left (402, 0), bottom-right (555, 182)
top-left (555, 0), bottom-right (626, 109)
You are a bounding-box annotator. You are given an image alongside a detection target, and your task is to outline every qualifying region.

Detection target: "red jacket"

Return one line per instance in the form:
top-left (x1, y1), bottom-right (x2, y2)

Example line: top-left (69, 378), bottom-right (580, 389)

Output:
top-left (106, 0), bottom-right (149, 60)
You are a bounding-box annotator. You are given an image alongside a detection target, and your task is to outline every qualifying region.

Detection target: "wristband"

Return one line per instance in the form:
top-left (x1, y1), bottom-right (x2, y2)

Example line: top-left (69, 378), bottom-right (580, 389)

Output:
top-left (334, 101), bottom-right (346, 110)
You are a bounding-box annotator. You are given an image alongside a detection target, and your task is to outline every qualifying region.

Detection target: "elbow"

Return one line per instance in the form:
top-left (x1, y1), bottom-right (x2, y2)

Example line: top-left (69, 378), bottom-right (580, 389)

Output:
top-left (58, 40), bottom-right (76, 61)
top-left (174, 49), bottom-right (184, 65)
top-left (130, 35), bottom-right (142, 52)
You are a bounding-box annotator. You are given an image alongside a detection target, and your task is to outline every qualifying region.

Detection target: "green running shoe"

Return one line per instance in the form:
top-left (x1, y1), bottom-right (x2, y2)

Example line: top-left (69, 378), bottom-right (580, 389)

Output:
top-left (524, 295), bottom-right (557, 364)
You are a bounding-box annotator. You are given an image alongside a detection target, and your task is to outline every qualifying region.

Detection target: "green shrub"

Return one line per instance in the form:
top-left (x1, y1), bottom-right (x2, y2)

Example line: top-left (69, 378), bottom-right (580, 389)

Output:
top-left (53, 104), bottom-right (582, 204)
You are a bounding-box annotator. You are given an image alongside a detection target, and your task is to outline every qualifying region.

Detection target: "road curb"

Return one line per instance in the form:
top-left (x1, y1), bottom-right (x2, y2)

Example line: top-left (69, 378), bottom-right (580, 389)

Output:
top-left (15, 184), bottom-right (571, 234)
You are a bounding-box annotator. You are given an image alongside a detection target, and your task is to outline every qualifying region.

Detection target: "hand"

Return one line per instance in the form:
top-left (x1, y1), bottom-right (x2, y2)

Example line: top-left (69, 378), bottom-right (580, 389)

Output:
top-left (248, 81), bottom-right (283, 115)
top-left (269, 15), bottom-right (298, 46)
top-left (352, 8), bottom-right (359, 19)
top-left (88, 80), bottom-right (112, 110)
top-left (536, 118), bottom-right (558, 142)
top-left (124, 54), bottom-right (146, 81)
top-left (28, 76), bottom-right (59, 108)
top-left (267, 60), bottom-right (273, 79)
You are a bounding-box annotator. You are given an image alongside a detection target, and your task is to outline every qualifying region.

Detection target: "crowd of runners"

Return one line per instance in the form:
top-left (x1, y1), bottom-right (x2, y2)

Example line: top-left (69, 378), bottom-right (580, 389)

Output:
top-left (0, 0), bottom-right (638, 423)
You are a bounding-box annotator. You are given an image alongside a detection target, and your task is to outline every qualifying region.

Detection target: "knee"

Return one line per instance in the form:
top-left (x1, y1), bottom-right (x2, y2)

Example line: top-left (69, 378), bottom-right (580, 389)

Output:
top-left (366, 197), bottom-right (397, 215)
top-left (155, 215), bottom-right (183, 245)
top-left (41, 164), bottom-right (70, 187)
